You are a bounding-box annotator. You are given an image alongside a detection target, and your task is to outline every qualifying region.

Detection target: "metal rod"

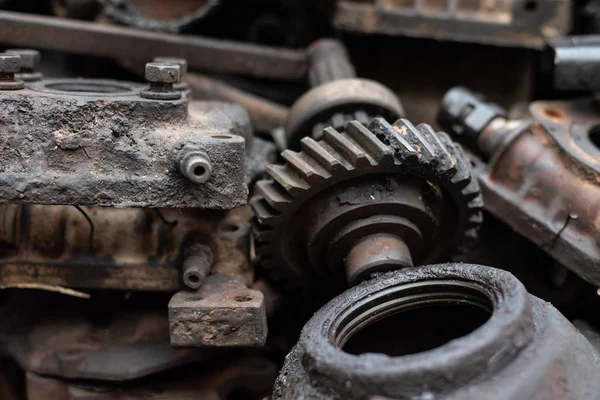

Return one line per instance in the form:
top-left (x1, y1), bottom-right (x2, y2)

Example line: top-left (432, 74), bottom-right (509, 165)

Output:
top-left (0, 11), bottom-right (307, 81)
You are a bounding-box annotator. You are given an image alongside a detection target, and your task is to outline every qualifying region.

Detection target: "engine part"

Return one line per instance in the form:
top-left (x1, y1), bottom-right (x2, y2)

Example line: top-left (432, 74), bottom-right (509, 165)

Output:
top-left (438, 86), bottom-right (600, 287)
top-left (0, 11), bottom-right (307, 81)
top-left (103, 0), bottom-right (221, 33)
top-left (26, 356), bottom-right (276, 400)
top-left (6, 49), bottom-right (42, 82)
top-left (334, 0), bottom-right (572, 49)
top-left (169, 273), bottom-right (267, 348)
top-left (252, 117), bottom-right (482, 293)
top-left (274, 263), bottom-right (600, 400)
top-left (0, 290), bottom-right (220, 381)
top-left (0, 52), bottom-right (24, 90)
top-left (285, 39), bottom-right (404, 150)
top-left (0, 70), bottom-right (247, 209)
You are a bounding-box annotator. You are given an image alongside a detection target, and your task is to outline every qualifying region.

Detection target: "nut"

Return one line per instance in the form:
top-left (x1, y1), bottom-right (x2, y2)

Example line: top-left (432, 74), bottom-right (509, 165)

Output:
top-left (145, 62), bottom-right (180, 84)
top-left (154, 57), bottom-right (188, 75)
top-left (6, 49), bottom-right (40, 70)
top-left (0, 53), bottom-right (22, 74)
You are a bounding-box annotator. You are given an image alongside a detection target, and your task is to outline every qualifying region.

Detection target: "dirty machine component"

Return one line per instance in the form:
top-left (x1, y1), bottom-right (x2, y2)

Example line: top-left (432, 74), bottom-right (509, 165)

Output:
top-left (0, 63), bottom-right (247, 209)
top-left (252, 118), bottom-right (482, 293)
top-left (274, 263), bottom-right (600, 399)
top-left (334, 0), bottom-right (572, 49)
top-left (285, 39), bottom-right (404, 150)
top-left (438, 85), bottom-right (600, 287)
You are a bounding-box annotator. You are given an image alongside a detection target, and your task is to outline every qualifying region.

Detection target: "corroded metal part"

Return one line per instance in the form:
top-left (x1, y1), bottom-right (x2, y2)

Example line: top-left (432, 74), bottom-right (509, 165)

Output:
top-left (334, 0), bottom-right (571, 49)
top-left (252, 118), bottom-right (482, 294)
top-left (0, 205), bottom-right (251, 291)
top-left (26, 356), bottom-right (277, 400)
top-left (274, 264), bottom-right (600, 399)
top-left (439, 87), bottom-right (600, 287)
top-left (0, 78), bottom-right (247, 209)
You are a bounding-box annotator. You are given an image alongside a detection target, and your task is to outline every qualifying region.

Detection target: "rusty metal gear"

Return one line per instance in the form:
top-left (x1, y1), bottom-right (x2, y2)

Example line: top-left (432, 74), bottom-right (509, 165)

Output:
top-left (251, 118), bottom-right (483, 294)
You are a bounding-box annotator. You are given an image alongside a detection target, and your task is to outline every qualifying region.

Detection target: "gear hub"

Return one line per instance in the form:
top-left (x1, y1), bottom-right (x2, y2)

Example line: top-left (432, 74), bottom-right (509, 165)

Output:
top-left (252, 117), bottom-right (482, 294)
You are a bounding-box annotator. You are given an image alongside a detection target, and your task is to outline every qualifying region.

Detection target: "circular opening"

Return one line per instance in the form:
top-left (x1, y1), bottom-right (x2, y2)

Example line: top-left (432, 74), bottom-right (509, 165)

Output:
top-left (187, 274), bottom-right (200, 284)
top-left (212, 135), bottom-right (232, 139)
top-left (524, 0), bottom-right (537, 12)
top-left (193, 165), bottom-right (206, 177)
top-left (589, 125), bottom-right (600, 150)
top-left (335, 281), bottom-right (493, 357)
top-left (45, 81), bottom-right (132, 94)
top-left (235, 295), bottom-right (253, 302)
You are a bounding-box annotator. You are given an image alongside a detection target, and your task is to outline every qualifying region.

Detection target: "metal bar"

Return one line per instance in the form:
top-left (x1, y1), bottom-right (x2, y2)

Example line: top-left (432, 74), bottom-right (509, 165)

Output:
top-left (0, 11), bottom-right (307, 81)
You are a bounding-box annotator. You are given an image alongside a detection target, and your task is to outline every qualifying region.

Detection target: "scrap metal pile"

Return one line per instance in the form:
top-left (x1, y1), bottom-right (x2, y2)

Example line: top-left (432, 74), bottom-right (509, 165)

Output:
top-left (0, 0), bottom-right (600, 399)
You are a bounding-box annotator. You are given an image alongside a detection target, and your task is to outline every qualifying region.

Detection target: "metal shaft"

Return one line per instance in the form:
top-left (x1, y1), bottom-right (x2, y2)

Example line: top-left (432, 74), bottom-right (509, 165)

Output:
top-left (0, 11), bottom-right (307, 81)
top-left (307, 39), bottom-right (356, 87)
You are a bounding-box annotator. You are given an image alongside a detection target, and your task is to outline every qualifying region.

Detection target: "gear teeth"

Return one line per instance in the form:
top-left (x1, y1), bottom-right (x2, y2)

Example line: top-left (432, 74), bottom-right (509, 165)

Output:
top-left (368, 118), bottom-right (418, 163)
top-left (322, 127), bottom-right (370, 168)
top-left (468, 194), bottom-right (484, 209)
top-left (300, 137), bottom-right (344, 173)
top-left (282, 150), bottom-right (331, 184)
top-left (416, 123), bottom-right (457, 178)
top-left (393, 119), bottom-right (436, 162)
top-left (251, 197), bottom-right (281, 226)
top-left (462, 177), bottom-right (481, 202)
top-left (345, 121), bottom-right (395, 164)
top-left (266, 164), bottom-right (310, 197)
top-left (256, 180), bottom-right (294, 212)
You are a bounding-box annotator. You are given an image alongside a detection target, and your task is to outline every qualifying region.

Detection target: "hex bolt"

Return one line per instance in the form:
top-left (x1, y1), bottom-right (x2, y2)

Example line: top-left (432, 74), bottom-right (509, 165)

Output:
top-left (182, 246), bottom-right (213, 289)
top-left (140, 62), bottom-right (182, 100)
top-left (153, 57), bottom-right (188, 91)
top-left (0, 53), bottom-right (24, 90)
top-left (180, 151), bottom-right (212, 184)
top-left (7, 49), bottom-right (42, 82)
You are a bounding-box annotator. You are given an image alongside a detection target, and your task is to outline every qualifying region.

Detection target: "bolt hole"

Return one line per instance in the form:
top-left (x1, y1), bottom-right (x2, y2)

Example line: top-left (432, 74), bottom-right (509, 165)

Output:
top-left (543, 108), bottom-right (563, 120)
top-left (524, 0), bottom-right (537, 12)
top-left (193, 166), bottom-right (206, 176)
top-left (212, 135), bottom-right (232, 139)
top-left (235, 295), bottom-right (252, 302)
top-left (187, 274), bottom-right (200, 284)
top-left (589, 125), bottom-right (600, 150)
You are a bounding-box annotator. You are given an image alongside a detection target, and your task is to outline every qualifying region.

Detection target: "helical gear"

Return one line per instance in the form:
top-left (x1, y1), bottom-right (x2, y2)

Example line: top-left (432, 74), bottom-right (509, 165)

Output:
top-left (251, 117), bottom-right (483, 293)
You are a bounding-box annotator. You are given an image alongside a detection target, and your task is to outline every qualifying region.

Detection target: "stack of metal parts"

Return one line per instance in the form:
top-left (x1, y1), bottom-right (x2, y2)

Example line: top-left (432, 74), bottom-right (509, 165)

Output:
top-left (0, 1), bottom-right (599, 399)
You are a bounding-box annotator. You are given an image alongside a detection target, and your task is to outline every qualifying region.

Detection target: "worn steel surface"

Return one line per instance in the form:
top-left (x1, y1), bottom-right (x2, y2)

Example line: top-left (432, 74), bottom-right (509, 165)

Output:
top-left (334, 0), bottom-right (571, 48)
top-left (252, 118), bottom-right (481, 294)
top-left (0, 77), bottom-right (247, 208)
top-left (169, 273), bottom-right (267, 348)
top-left (440, 88), bottom-right (600, 287)
top-left (25, 356), bottom-right (276, 400)
top-left (0, 11), bottom-right (307, 81)
top-left (274, 264), bottom-right (600, 399)
top-left (0, 205), bottom-right (251, 291)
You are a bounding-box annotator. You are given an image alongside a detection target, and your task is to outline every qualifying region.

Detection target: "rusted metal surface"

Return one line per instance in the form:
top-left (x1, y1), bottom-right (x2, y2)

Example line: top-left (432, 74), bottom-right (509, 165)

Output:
top-left (440, 87), bottom-right (600, 287)
top-left (274, 264), bottom-right (600, 399)
top-left (169, 273), bottom-right (267, 348)
top-left (184, 72), bottom-right (289, 133)
top-left (334, 0), bottom-right (572, 49)
top-left (0, 11), bottom-right (307, 81)
top-left (0, 75), bottom-right (248, 209)
top-left (252, 118), bottom-right (482, 294)
top-left (0, 290), bottom-right (223, 381)
top-left (26, 356), bottom-right (277, 399)
top-left (0, 205), bottom-right (251, 291)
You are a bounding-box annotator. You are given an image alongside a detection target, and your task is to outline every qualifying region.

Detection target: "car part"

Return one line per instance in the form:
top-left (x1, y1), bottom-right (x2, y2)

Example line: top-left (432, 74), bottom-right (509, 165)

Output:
top-left (26, 355), bottom-right (276, 400)
top-left (274, 263), bottom-right (600, 399)
top-left (0, 59), bottom-right (246, 208)
top-left (285, 39), bottom-right (404, 150)
top-left (438, 84), bottom-right (600, 287)
top-left (334, 0), bottom-right (572, 49)
top-left (252, 117), bottom-right (482, 294)
top-left (0, 10), bottom-right (307, 81)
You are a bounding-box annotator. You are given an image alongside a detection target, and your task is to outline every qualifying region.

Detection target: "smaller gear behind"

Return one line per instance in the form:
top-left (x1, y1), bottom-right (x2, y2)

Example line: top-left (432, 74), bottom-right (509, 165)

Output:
top-left (251, 118), bottom-right (483, 295)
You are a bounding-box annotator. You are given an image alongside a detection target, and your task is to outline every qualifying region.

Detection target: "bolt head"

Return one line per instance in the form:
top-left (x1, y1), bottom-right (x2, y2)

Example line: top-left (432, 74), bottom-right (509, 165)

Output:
top-left (0, 53), bottom-right (22, 73)
top-left (153, 57), bottom-right (188, 75)
top-left (145, 62), bottom-right (180, 83)
top-left (6, 49), bottom-right (40, 69)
